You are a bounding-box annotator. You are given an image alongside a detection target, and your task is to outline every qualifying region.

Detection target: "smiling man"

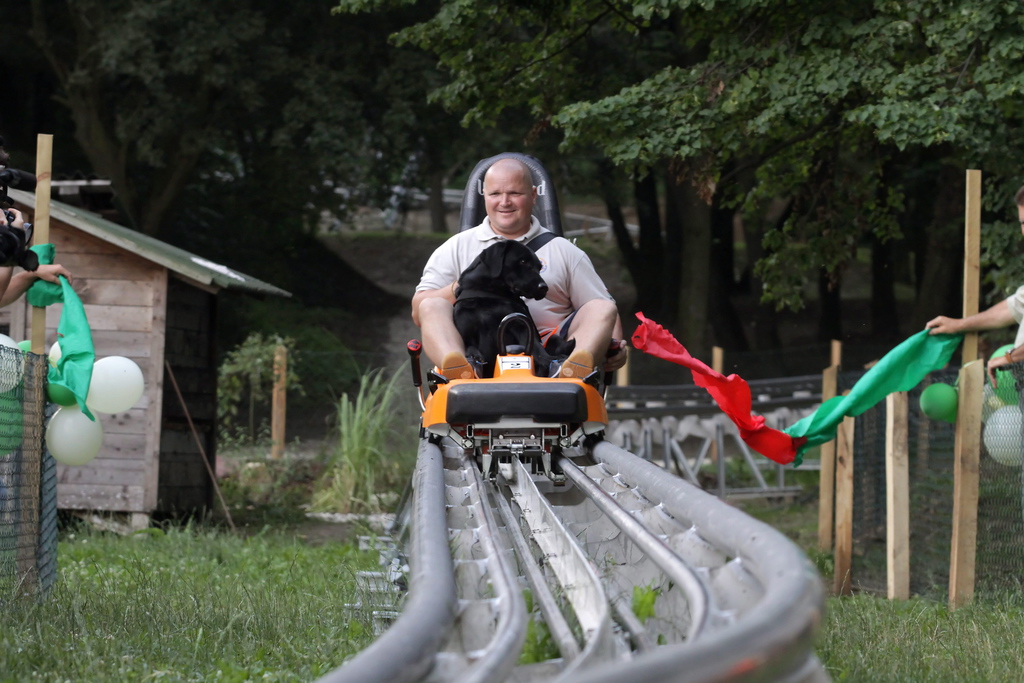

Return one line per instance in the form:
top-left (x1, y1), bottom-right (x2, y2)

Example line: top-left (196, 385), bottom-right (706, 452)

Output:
top-left (412, 157), bottom-right (626, 379)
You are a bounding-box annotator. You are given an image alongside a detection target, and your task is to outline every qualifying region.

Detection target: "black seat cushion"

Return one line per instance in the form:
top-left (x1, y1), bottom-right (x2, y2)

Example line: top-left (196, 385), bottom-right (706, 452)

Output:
top-left (445, 382), bottom-right (588, 424)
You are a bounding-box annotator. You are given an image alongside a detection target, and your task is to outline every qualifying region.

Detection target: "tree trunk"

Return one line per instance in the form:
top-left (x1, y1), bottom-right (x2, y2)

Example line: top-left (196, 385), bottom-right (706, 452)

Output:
top-left (427, 168), bottom-right (448, 233)
top-left (913, 166), bottom-right (965, 329)
top-left (667, 178), bottom-right (712, 358)
top-left (743, 199), bottom-right (788, 350)
top-left (634, 171), bottom-right (666, 319)
top-left (871, 233), bottom-right (900, 342)
top-left (817, 269), bottom-right (843, 343)
top-left (709, 200), bottom-right (749, 351)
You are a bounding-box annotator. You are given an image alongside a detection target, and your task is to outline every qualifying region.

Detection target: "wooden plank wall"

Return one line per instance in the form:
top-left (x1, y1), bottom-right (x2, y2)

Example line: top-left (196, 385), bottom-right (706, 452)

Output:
top-left (158, 276), bottom-right (216, 514)
top-left (11, 223), bottom-right (165, 512)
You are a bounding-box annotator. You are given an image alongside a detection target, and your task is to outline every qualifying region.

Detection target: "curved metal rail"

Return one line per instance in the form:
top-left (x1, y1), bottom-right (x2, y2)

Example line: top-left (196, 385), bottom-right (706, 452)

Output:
top-left (449, 453), bottom-right (528, 683)
top-left (571, 441), bottom-right (827, 683)
top-left (557, 456), bottom-right (714, 643)
top-left (318, 440), bottom-right (456, 683)
top-left (330, 436), bottom-right (827, 683)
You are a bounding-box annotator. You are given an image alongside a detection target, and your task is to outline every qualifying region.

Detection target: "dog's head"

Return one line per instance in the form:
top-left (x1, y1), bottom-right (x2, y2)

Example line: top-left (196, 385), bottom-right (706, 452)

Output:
top-left (466, 239), bottom-right (548, 300)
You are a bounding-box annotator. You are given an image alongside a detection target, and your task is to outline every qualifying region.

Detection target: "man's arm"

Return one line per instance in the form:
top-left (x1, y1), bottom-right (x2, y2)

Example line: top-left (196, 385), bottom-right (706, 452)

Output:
top-left (925, 299), bottom-right (1016, 335)
top-left (0, 265), bottom-right (73, 308)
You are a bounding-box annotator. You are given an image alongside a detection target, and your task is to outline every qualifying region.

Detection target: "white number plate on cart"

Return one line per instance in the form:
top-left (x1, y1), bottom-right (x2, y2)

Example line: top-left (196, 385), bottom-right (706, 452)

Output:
top-left (499, 357), bottom-right (532, 371)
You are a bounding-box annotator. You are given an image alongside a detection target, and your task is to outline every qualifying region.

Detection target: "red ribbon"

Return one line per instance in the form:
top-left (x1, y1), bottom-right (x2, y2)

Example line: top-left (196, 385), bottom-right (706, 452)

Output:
top-left (630, 312), bottom-right (804, 465)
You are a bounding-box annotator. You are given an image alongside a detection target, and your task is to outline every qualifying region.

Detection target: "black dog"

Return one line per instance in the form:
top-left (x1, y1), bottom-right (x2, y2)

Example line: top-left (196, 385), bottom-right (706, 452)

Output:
top-left (453, 240), bottom-right (574, 378)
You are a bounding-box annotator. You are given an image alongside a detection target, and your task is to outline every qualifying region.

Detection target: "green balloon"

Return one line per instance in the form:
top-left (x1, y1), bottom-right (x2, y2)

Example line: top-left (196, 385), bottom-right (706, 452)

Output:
top-left (920, 383), bottom-right (959, 423)
top-left (992, 344), bottom-right (1019, 405)
top-left (47, 382), bottom-right (78, 407)
top-left (17, 340), bottom-right (30, 353)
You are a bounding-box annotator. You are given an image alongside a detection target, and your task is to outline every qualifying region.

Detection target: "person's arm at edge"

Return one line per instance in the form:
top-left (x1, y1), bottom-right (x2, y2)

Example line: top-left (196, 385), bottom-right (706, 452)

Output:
top-left (0, 265), bottom-right (73, 308)
top-left (987, 342), bottom-right (1024, 386)
top-left (925, 299), bottom-right (1015, 335)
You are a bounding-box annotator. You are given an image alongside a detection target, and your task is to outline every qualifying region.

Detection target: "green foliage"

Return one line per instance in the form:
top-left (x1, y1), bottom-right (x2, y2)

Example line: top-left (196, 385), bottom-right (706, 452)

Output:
top-left (218, 297), bottom-right (364, 406)
top-left (632, 582), bottom-right (661, 623)
top-left (312, 366), bottom-right (416, 514)
top-left (218, 333), bottom-right (302, 446)
top-left (336, 0), bottom-right (1024, 309)
top-left (518, 590), bottom-right (562, 664)
top-left (218, 455), bottom-right (324, 527)
top-left (0, 525), bottom-right (378, 680)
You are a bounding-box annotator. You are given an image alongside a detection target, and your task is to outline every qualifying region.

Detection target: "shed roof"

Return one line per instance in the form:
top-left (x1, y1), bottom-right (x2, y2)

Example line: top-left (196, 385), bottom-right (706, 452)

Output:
top-left (10, 188), bottom-right (291, 298)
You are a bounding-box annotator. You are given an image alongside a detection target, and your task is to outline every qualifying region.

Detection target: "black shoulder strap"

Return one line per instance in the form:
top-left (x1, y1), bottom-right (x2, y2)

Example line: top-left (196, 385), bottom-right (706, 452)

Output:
top-left (526, 231), bottom-right (558, 253)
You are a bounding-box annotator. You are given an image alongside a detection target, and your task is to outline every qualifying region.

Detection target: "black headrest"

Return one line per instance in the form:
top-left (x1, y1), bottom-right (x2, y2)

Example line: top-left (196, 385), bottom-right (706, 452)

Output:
top-left (458, 153), bottom-right (562, 236)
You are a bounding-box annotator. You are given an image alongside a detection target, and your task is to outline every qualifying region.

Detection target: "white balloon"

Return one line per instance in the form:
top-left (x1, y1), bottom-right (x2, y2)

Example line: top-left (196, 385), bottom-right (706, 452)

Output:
top-left (0, 334), bottom-right (24, 393)
top-left (47, 405), bottom-right (103, 466)
top-left (984, 405), bottom-right (1023, 467)
top-left (982, 383), bottom-right (1006, 423)
top-left (48, 342), bottom-right (62, 366)
top-left (86, 356), bottom-right (145, 414)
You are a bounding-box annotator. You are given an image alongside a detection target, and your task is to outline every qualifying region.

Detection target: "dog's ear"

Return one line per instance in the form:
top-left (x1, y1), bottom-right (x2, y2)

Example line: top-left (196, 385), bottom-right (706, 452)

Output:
top-left (481, 241), bottom-right (510, 279)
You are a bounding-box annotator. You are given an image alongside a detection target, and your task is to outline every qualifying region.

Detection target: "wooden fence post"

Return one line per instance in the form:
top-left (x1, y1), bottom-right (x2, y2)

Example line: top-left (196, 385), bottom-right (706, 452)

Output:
top-left (270, 344), bottom-right (287, 460)
top-left (818, 341), bottom-right (841, 552)
top-left (949, 169), bottom-right (982, 610)
top-left (950, 360), bottom-right (983, 609)
top-left (886, 392), bottom-right (910, 600)
top-left (16, 134), bottom-right (52, 593)
top-left (833, 414), bottom-right (855, 596)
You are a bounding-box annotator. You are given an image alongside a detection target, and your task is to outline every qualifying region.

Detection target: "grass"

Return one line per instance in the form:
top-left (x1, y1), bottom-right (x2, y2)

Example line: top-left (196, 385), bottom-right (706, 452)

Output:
top-left (0, 523), bottom-right (381, 681)
top-left (738, 476), bottom-right (1024, 682)
top-left (819, 593), bottom-right (1024, 682)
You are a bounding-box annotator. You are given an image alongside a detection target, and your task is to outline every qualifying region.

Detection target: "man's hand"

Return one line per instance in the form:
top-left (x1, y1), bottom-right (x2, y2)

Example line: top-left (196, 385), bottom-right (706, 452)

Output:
top-left (4, 208), bottom-right (23, 229)
top-left (988, 351), bottom-right (1013, 386)
top-left (34, 264), bottom-right (72, 285)
top-left (925, 316), bottom-right (962, 335)
top-left (603, 339), bottom-right (628, 372)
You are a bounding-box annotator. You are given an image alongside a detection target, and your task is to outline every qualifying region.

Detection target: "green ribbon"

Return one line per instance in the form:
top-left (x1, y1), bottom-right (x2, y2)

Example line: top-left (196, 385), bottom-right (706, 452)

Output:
top-left (785, 330), bottom-right (963, 458)
top-left (26, 244), bottom-right (96, 420)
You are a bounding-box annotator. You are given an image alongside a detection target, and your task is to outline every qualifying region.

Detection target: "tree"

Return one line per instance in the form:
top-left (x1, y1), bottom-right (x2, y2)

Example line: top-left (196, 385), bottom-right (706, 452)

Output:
top-left (336, 0), bottom-right (1024, 352)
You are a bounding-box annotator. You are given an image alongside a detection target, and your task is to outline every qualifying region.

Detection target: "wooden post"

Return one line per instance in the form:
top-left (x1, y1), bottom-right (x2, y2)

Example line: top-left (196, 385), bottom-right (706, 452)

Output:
top-left (818, 340), bottom-right (842, 552)
top-left (30, 135), bottom-right (52, 354)
top-left (949, 169), bottom-right (983, 610)
top-left (960, 170), bottom-right (981, 364)
top-left (886, 392), bottom-right (910, 600)
top-left (830, 340), bottom-right (842, 368)
top-left (708, 346), bottom-right (724, 464)
top-left (616, 343), bottom-right (630, 387)
top-left (15, 135), bottom-right (52, 593)
top-left (949, 360), bottom-right (983, 609)
top-left (833, 415), bottom-right (855, 596)
top-left (270, 344), bottom-right (287, 460)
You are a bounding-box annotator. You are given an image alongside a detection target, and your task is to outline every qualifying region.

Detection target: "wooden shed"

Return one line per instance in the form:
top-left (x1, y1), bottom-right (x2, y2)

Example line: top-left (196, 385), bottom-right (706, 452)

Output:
top-left (7, 188), bottom-right (290, 524)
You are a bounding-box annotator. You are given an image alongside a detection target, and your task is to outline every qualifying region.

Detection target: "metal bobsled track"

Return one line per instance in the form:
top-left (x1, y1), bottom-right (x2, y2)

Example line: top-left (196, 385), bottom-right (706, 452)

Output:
top-left (319, 437), bottom-right (830, 683)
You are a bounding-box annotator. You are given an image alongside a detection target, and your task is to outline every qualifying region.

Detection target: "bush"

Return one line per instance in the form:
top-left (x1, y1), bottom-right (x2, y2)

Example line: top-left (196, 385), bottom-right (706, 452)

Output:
top-left (218, 333), bottom-right (303, 446)
top-left (311, 366), bottom-right (417, 514)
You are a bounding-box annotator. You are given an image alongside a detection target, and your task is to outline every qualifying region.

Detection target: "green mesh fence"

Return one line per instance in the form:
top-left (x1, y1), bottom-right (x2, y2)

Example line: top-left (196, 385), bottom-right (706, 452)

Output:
top-left (0, 348), bottom-right (56, 600)
top-left (844, 362), bottom-right (1024, 600)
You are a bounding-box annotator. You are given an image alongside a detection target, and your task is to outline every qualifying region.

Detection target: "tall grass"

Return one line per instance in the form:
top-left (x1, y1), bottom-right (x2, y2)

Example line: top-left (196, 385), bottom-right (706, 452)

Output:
top-left (312, 366), bottom-right (416, 514)
top-left (819, 593), bottom-right (1024, 681)
top-left (0, 525), bottom-right (378, 681)
top-left (740, 493), bottom-right (1024, 681)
